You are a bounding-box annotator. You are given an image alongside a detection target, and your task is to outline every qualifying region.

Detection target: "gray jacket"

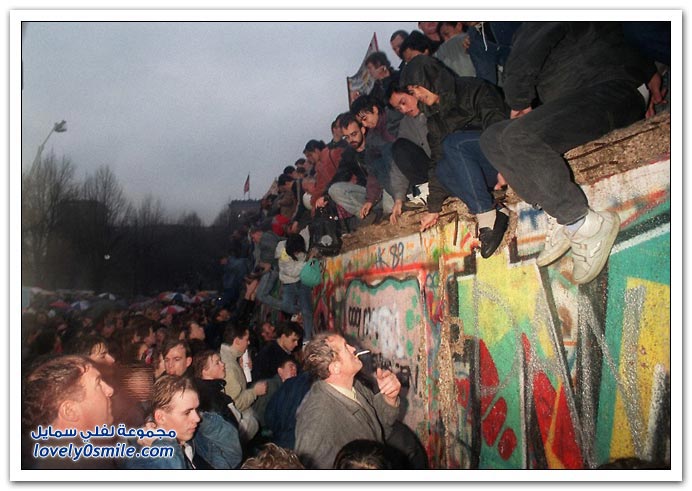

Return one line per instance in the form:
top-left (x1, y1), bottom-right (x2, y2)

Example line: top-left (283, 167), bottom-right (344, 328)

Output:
top-left (294, 379), bottom-right (399, 469)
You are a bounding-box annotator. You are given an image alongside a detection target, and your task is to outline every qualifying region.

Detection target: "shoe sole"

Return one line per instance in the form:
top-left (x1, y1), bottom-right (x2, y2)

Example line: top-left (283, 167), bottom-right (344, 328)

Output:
top-left (536, 237), bottom-right (571, 267)
top-left (572, 212), bottom-right (621, 285)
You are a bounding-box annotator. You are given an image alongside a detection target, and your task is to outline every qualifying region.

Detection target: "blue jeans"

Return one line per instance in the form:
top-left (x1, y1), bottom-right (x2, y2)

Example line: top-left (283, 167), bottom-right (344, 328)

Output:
top-left (436, 130), bottom-right (498, 215)
top-left (467, 22), bottom-right (522, 85)
top-left (282, 281), bottom-right (314, 341)
top-left (257, 272), bottom-right (314, 341)
top-left (256, 269), bottom-right (281, 310)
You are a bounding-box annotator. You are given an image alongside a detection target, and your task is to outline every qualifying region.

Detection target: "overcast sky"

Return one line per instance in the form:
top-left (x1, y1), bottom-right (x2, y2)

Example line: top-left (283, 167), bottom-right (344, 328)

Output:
top-left (21, 20), bottom-right (419, 224)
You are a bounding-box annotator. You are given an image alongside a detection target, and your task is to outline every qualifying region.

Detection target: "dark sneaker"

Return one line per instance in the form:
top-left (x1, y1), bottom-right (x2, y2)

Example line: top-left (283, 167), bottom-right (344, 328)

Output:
top-left (478, 211), bottom-right (509, 258)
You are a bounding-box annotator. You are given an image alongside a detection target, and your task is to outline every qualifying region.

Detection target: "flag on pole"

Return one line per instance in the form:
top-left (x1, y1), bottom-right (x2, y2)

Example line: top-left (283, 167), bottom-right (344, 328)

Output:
top-left (346, 33), bottom-right (379, 104)
top-left (243, 174), bottom-right (250, 194)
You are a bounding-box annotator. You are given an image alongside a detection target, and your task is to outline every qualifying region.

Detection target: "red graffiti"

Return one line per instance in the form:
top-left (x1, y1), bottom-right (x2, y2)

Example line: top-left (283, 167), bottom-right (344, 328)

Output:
top-left (477, 340), bottom-right (516, 456)
top-left (483, 398), bottom-right (507, 446)
top-left (498, 429), bottom-right (518, 461)
top-left (523, 334), bottom-right (583, 469)
top-left (455, 378), bottom-right (470, 407)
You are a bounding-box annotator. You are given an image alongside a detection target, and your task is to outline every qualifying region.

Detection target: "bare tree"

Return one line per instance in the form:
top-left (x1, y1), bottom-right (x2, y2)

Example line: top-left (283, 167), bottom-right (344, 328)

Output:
top-left (81, 165), bottom-right (127, 226)
top-left (64, 165), bottom-right (130, 291)
top-left (21, 152), bottom-right (77, 285)
top-left (178, 211), bottom-right (203, 228)
top-left (212, 205), bottom-right (233, 228)
top-left (126, 194), bottom-right (168, 294)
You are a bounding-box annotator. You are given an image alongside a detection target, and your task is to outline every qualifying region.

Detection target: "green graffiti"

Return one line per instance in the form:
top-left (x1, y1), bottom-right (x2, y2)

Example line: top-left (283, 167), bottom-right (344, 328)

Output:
top-left (406, 309), bottom-right (415, 330)
top-left (407, 340), bottom-right (414, 357)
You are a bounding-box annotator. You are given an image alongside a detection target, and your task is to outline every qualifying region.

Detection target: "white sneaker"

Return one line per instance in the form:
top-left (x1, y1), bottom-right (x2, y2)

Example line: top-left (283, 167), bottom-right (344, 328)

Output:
top-left (568, 209), bottom-right (620, 284)
top-left (406, 182), bottom-right (429, 205)
top-left (536, 215), bottom-right (571, 267)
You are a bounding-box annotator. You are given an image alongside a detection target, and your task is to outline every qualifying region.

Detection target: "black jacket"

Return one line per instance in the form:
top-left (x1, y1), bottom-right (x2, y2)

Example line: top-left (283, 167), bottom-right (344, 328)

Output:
top-left (194, 378), bottom-right (239, 428)
top-left (503, 22), bottom-right (656, 109)
top-left (401, 55), bottom-right (509, 212)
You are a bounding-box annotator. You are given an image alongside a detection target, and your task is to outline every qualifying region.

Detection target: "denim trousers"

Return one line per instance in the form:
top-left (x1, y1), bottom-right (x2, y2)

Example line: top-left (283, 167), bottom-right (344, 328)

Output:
top-left (255, 269), bottom-right (281, 310)
top-left (436, 130), bottom-right (499, 215)
top-left (480, 79), bottom-right (646, 224)
top-left (282, 281), bottom-right (314, 341)
top-left (328, 181), bottom-right (394, 216)
top-left (256, 271), bottom-right (314, 341)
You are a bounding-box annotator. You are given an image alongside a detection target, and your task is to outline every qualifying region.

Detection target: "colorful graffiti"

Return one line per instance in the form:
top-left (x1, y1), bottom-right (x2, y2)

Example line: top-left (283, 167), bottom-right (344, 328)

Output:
top-left (315, 158), bottom-right (671, 469)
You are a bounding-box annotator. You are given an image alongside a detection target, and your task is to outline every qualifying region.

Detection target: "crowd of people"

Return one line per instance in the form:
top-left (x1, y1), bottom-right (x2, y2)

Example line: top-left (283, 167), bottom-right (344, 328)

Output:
top-left (21, 21), bottom-right (670, 471)
top-left (21, 296), bottom-right (425, 469)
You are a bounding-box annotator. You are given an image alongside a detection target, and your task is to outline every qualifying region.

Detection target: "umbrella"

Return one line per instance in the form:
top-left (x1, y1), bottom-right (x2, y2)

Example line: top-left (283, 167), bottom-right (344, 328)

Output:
top-left (49, 300), bottom-right (70, 309)
top-left (70, 300), bottom-right (91, 311)
top-left (158, 291), bottom-right (175, 301)
top-left (30, 287), bottom-right (52, 296)
top-left (98, 292), bottom-right (116, 301)
top-left (176, 293), bottom-right (192, 303)
top-left (159, 292), bottom-right (192, 303)
top-left (190, 294), bottom-right (208, 304)
top-left (129, 297), bottom-right (155, 310)
top-left (161, 305), bottom-right (186, 316)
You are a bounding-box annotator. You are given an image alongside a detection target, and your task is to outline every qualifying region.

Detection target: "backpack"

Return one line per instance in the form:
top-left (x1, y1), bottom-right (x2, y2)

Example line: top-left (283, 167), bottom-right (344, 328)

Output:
top-left (309, 199), bottom-right (343, 257)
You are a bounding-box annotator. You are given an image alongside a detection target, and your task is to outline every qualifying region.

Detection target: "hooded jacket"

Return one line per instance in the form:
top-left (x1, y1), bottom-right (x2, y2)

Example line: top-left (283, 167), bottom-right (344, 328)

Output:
top-left (400, 55), bottom-right (509, 212)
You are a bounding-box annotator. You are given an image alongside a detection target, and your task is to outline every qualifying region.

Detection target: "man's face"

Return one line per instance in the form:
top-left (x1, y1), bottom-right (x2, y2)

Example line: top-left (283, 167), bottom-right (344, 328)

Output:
top-left (408, 84), bottom-right (439, 107)
top-left (156, 327), bottom-right (168, 344)
top-left (277, 360), bottom-right (298, 382)
top-left (202, 354), bottom-right (226, 381)
top-left (89, 342), bottom-right (115, 366)
top-left (366, 62), bottom-right (388, 81)
top-left (217, 309), bottom-right (230, 322)
top-left (390, 35), bottom-right (405, 59)
top-left (76, 364), bottom-right (114, 429)
top-left (164, 344), bottom-right (191, 376)
top-left (341, 121), bottom-right (365, 150)
top-left (233, 331), bottom-right (250, 354)
top-left (260, 323), bottom-right (276, 341)
top-left (327, 335), bottom-right (362, 378)
top-left (355, 106), bottom-right (379, 129)
top-left (155, 389), bottom-right (201, 444)
top-left (418, 21), bottom-right (439, 37)
top-left (439, 23), bottom-right (461, 42)
top-left (101, 324), bottom-right (115, 338)
top-left (389, 91), bottom-right (421, 117)
top-left (304, 149), bottom-right (321, 166)
top-left (278, 332), bottom-right (300, 353)
top-left (189, 322), bottom-right (205, 340)
top-left (143, 328), bottom-right (156, 347)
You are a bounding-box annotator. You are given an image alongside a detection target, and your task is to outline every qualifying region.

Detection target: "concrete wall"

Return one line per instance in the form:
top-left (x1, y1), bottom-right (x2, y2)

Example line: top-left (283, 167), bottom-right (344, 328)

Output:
top-left (312, 157), bottom-right (671, 469)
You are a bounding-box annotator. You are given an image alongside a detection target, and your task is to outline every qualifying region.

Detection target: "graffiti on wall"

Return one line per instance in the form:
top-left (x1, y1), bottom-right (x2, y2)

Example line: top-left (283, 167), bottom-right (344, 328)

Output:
top-left (316, 159), bottom-right (671, 469)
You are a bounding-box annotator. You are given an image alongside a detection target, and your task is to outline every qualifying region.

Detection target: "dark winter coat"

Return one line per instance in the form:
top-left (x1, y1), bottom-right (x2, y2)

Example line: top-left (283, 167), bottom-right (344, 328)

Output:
top-left (400, 55), bottom-right (509, 212)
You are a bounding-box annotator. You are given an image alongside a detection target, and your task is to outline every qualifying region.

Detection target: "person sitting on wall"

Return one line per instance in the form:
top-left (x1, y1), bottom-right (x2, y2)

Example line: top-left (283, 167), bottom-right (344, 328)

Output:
top-left (394, 55), bottom-right (511, 257)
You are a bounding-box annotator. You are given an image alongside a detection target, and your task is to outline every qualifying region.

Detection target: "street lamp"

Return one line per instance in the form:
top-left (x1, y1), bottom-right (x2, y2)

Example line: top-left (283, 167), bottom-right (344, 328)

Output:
top-left (32, 120), bottom-right (67, 167)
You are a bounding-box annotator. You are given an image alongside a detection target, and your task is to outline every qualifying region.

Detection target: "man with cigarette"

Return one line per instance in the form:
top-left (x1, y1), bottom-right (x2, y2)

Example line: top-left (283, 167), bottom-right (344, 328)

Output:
top-left (294, 333), bottom-right (401, 469)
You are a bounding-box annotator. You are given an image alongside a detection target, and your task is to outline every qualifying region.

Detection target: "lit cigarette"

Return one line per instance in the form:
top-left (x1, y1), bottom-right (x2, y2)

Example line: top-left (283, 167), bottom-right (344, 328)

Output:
top-left (355, 350), bottom-right (370, 357)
